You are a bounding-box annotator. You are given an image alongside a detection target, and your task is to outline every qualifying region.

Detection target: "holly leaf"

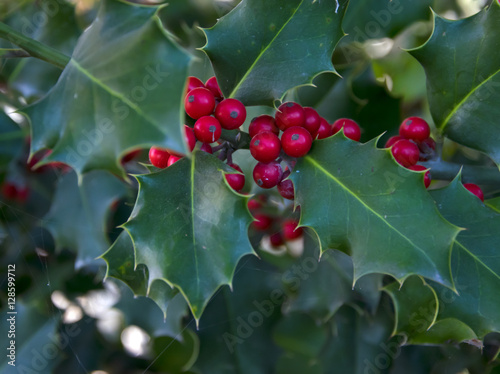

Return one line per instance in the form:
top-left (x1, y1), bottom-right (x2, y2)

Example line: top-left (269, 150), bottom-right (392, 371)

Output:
top-left (1, 0), bottom-right (81, 100)
top-left (290, 135), bottom-right (460, 288)
top-left (0, 111), bottom-right (23, 170)
top-left (22, 0), bottom-right (192, 176)
top-left (410, 2), bottom-right (500, 167)
top-left (43, 170), bottom-right (127, 267)
top-left (202, 0), bottom-right (349, 106)
top-left (320, 304), bottom-right (394, 374)
top-left (102, 231), bottom-right (149, 296)
top-left (427, 176), bottom-right (500, 338)
top-left (123, 151), bottom-right (255, 321)
top-left (296, 66), bottom-right (402, 142)
top-left (273, 312), bottom-right (328, 358)
top-left (102, 231), bottom-right (190, 323)
top-left (194, 255), bottom-right (283, 374)
top-left (384, 276), bottom-right (436, 340)
top-left (112, 279), bottom-right (188, 338)
top-left (0, 304), bottom-right (60, 373)
top-left (342, 0), bottom-right (432, 40)
top-left (385, 275), bottom-right (477, 344)
top-left (285, 231), bottom-right (382, 321)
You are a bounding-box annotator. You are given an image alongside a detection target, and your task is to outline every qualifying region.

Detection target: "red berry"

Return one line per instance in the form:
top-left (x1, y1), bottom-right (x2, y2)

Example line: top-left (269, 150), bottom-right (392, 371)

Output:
top-left (270, 232), bottom-right (285, 247)
top-left (332, 118), bottom-right (361, 141)
top-left (2, 182), bottom-right (18, 200)
top-left (16, 186), bottom-right (29, 203)
top-left (200, 143), bottom-right (213, 154)
top-left (122, 149), bottom-right (141, 164)
top-left (205, 76), bottom-right (223, 100)
top-left (303, 107), bottom-right (321, 138)
top-left (185, 87), bottom-right (215, 119)
top-left (253, 161), bottom-right (282, 189)
top-left (282, 219), bottom-right (303, 240)
top-left (167, 155), bottom-right (182, 166)
top-left (194, 116), bottom-right (222, 143)
top-left (277, 179), bottom-right (294, 200)
top-left (408, 165), bottom-right (431, 188)
top-left (215, 99), bottom-right (246, 130)
top-left (225, 163), bottom-right (245, 192)
top-left (186, 126), bottom-right (197, 150)
top-left (275, 102), bottom-right (305, 131)
top-left (252, 214), bottom-right (272, 231)
top-left (149, 147), bottom-right (170, 168)
top-left (399, 117), bottom-right (431, 142)
top-left (391, 139), bottom-right (420, 167)
top-left (317, 118), bottom-right (332, 139)
top-left (281, 126), bottom-right (313, 158)
top-left (247, 199), bottom-right (262, 211)
top-left (249, 115), bottom-right (279, 138)
top-left (463, 183), bottom-right (484, 202)
top-left (385, 135), bottom-right (404, 148)
top-left (186, 76), bottom-right (205, 95)
top-left (250, 131), bottom-right (281, 163)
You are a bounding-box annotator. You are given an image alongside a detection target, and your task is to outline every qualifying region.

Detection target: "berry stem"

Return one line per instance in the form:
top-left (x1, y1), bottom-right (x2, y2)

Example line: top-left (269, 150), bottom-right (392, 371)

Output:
top-left (421, 159), bottom-right (500, 185)
top-left (226, 148), bottom-right (233, 165)
top-left (219, 129), bottom-right (251, 150)
top-left (211, 143), bottom-right (227, 153)
top-left (0, 22), bottom-right (70, 69)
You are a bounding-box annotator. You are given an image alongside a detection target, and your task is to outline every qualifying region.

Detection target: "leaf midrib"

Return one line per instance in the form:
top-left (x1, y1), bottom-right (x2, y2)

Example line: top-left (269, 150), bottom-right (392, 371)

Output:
top-left (455, 240), bottom-right (500, 282)
top-left (305, 156), bottom-right (436, 267)
top-left (228, 0), bottom-right (304, 99)
top-left (191, 156), bottom-right (200, 300)
top-left (70, 59), bottom-right (167, 135)
top-left (440, 68), bottom-right (500, 131)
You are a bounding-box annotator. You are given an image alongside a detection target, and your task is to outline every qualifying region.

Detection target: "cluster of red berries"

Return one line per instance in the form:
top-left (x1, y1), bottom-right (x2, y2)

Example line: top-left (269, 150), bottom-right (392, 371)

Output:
top-left (384, 117), bottom-right (435, 188)
top-left (1, 181), bottom-right (29, 203)
top-left (148, 76), bottom-right (249, 191)
top-left (248, 195), bottom-right (303, 249)
top-left (384, 117), bottom-right (484, 201)
top-left (249, 102), bottom-right (362, 199)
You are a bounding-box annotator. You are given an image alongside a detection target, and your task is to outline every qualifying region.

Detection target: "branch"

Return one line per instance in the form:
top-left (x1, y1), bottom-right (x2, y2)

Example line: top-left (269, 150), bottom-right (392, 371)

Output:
top-left (421, 159), bottom-right (500, 185)
top-left (0, 22), bottom-right (70, 69)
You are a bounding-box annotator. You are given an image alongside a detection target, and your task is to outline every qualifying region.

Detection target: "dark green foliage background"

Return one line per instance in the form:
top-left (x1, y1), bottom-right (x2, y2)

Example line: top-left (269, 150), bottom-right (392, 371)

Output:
top-left (0, 0), bottom-right (499, 373)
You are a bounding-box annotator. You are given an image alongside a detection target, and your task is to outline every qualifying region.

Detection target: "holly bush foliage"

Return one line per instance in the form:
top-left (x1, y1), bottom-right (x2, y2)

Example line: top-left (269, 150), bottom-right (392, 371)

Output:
top-left (1, 0), bottom-right (500, 373)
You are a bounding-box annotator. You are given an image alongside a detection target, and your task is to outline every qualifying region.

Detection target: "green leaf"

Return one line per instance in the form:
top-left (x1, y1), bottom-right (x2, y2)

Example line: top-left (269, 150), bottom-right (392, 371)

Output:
top-left (284, 231), bottom-right (382, 321)
top-left (275, 353), bottom-right (322, 374)
top-left (102, 232), bottom-right (190, 322)
top-left (202, 0), bottom-right (349, 106)
top-left (385, 275), bottom-right (477, 344)
top-left (1, 0), bottom-right (81, 99)
top-left (102, 231), bottom-right (149, 296)
top-left (342, 0), bottom-right (432, 40)
top-left (113, 279), bottom-right (187, 338)
top-left (384, 275), bottom-right (439, 340)
top-left (410, 2), bottom-right (500, 166)
top-left (290, 135), bottom-right (460, 288)
top-left (151, 330), bottom-right (199, 373)
top-left (123, 151), bottom-right (255, 321)
top-left (0, 111), bottom-right (23, 170)
top-left (194, 255), bottom-right (283, 374)
top-left (320, 304), bottom-right (394, 374)
top-left (43, 170), bottom-right (127, 267)
top-left (296, 66), bottom-right (402, 142)
top-left (273, 312), bottom-right (328, 358)
top-left (22, 0), bottom-right (192, 176)
top-left (428, 176), bottom-right (500, 338)
top-left (0, 304), bottom-right (60, 373)
top-left (486, 196), bottom-right (500, 212)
